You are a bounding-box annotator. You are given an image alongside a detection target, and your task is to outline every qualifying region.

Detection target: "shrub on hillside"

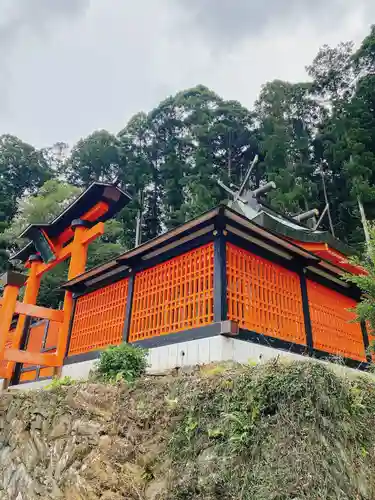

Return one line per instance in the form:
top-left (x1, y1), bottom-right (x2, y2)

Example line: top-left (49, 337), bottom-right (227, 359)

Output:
top-left (96, 343), bottom-right (148, 382)
top-left (165, 361), bottom-right (375, 499)
top-left (346, 223), bottom-right (375, 330)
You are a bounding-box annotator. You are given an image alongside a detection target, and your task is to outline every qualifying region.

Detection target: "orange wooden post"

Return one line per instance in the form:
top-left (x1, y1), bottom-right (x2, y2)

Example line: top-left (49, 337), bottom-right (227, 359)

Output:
top-left (5, 256), bottom-right (42, 379)
top-left (55, 220), bottom-right (89, 367)
top-left (0, 272), bottom-right (27, 362)
top-left (12, 257), bottom-right (42, 344)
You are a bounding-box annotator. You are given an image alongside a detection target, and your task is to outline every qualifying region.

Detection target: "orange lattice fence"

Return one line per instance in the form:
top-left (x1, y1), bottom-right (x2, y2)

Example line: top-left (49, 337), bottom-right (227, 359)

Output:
top-left (226, 243), bottom-right (306, 345)
top-left (129, 243), bottom-right (214, 342)
top-left (307, 280), bottom-right (366, 362)
top-left (68, 278), bottom-right (129, 356)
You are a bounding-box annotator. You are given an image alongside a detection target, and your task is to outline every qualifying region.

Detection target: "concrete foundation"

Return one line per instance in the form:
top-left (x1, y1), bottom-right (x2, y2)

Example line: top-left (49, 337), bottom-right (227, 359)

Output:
top-left (5, 335), bottom-right (365, 391)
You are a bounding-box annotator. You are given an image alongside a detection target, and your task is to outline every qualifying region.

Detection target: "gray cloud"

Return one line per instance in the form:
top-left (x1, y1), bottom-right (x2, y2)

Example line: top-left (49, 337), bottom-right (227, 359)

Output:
top-left (0, 0), bottom-right (88, 42)
top-left (0, 0), bottom-right (89, 109)
top-left (176, 0), bottom-right (368, 45)
top-left (0, 1), bottom-right (373, 148)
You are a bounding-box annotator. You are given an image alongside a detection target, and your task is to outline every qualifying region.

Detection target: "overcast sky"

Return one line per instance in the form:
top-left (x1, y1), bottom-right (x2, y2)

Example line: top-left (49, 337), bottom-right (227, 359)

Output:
top-left (0, 0), bottom-right (374, 148)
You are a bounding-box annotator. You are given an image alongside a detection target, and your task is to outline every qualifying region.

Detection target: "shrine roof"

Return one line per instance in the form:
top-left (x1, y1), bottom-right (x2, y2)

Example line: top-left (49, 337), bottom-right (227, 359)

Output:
top-left (11, 182), bottom-right (131, 263)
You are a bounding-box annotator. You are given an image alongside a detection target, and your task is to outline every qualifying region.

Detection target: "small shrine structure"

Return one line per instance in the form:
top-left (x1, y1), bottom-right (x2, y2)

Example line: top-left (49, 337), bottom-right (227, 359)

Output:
top-left (0, 171), bottom-right (369, 387)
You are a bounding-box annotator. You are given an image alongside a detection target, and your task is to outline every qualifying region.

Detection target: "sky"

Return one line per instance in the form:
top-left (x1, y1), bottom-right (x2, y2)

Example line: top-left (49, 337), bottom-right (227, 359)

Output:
top-left (0, 0), bottom-right (374, 149)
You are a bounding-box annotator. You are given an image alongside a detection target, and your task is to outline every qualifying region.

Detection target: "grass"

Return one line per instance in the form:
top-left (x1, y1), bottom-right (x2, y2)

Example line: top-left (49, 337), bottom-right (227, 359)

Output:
top-left (160, 360), bottom-right (375, 499)
top-left (44, 375), bottom-right (75, 390)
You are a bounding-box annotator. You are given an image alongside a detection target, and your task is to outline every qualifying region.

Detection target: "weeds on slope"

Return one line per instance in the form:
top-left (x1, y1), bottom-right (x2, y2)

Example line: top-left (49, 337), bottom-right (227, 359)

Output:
top-left (162, 361), bottom-right (375, 500)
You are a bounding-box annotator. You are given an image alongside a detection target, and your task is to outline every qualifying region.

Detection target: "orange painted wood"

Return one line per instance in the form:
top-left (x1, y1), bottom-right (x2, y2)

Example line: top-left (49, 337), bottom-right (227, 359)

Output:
top-left (81, 222), bottom-right (105, 245)
top-left (226, 243), bottom-right (306, 345)
top-left (0, 328), bottom-right (15, 378)
top-left (53, 202), bottom-right (108, 248)
top-left (35, 223), bottom-right (104, 277)
top-left (55, 224), bottom-right (91, 364)
top-left (82, 201), bottom-right (109, 223)
top-left (35, 243), bottom-right (73, 277)
top-left (41, 229), bottom-right (58, 256)
top-left (129, 244), bottom-right (214, 342)
top-left (10, 260), bottom-right (42, 373)
top-left (307, 279), bottom-right (366, 361)
top-left (13, 303), bottom-right (64, 323)
top-left (5, 320), bottom-right (60, 378)
top-left (21, 322), bottom-right (46, 369)
top-left (44, 321), bottom-right (59, 349)
top-left (0, 286), bottom-right (21, 356)
top-left (290, 241), bottom-right (365, 275)
top-left (54, 227), bottom-right (74, 248)
top-left (3, 349), bottom-right (59, 367)
top-left (69, 279), bottom-right (128, 355)
top-left (20, 370), bottom-right (38, 382)
top-left (39, 366), bottom-right (54, 378)
top-left (0, 218), bottom-right (104, 375)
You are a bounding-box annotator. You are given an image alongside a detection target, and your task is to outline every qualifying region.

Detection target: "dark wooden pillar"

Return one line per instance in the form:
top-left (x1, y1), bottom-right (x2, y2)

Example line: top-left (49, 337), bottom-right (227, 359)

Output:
top-left (214, 230), bottom-right (227, 323)
top-left (123, 273), bottom-right (135, 342)
top-left (299, 270), bottom-right (314, 356)
top-left (361, 321), bottom-right (372, 362)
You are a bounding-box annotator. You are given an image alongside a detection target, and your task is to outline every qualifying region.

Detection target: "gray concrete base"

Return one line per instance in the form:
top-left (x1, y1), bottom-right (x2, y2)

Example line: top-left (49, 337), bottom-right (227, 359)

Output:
top-left (61, 359), bottom-right (97, 380)
top-left (6, 335), bottom-right (367, 391)
top-left (5, 334), bottom-right (370, 392)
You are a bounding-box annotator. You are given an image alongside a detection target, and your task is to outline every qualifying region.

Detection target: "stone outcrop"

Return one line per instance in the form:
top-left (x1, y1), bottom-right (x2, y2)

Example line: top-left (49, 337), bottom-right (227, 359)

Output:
top-left (0, 381), bottom-right (169, 500)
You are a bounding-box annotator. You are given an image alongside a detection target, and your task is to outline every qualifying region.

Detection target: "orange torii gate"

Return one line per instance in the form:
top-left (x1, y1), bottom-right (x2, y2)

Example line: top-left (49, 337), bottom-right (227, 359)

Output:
top-left (0, 183), bottom-right (131, 384)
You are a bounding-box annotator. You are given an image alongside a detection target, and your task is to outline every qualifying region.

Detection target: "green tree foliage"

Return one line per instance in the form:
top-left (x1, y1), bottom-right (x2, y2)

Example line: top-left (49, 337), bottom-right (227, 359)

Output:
top-left (346, 27), bottom-right (375, 223)
top-left (88, 219), bottom-right (124, 269)
top-left (117, 112), bottom-right (160, 246)
top-left (117, 85), bottom-right (258, 237)
top-left (0, 134), bottom-right (51, 223)
top-left (3, 180), bottom-right (81, 307)
top-left (306, 41), bottom-right (354, 104)
top-left (353, 25), bottom-right (375, 74)
top-left (175, 86), bottom-right (259, 219)
top-left (0, 135), bottom-right (52, 272)
top-left (41, 142), bottom-right (70, 175)
top-left (64, 130), bottom-right (121, 187)
top-left (312, 27), bottom-right (375, 244)
top-left (180, 86), bottom-right (258, 219)
top-left (299, 42), bottom-right (356, 241)
top-left (346, 224), bottom-right (375, 332)
top-left (12, 180), bottom-right (80, 227)
top-left (255, 80), bottom-right (321, 214)
top-left (0, 220), bottom-right (10, 274)
top-left (4, 179), bottom-right (80, 254)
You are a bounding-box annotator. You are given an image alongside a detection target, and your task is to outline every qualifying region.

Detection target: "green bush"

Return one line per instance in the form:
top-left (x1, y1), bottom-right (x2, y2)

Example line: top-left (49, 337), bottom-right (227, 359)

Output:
top-left (96, 343), bottom-right (148, 382)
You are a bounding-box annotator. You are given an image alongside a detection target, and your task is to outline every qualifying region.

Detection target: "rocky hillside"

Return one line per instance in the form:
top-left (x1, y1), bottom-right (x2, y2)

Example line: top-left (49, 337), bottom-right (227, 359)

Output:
top-left (1, 361), bottom-right (375, 499)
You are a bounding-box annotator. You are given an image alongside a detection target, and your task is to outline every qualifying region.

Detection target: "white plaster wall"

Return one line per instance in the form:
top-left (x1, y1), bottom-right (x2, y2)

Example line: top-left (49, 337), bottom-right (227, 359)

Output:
top-left (61, 359), bottom-right (97, 380)
top-left (6, 337), bottom-right (365, 391)
top-left (146, 336), bottom-right (307, 372)
top-left (147, 336), bottom-right (231, 372)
